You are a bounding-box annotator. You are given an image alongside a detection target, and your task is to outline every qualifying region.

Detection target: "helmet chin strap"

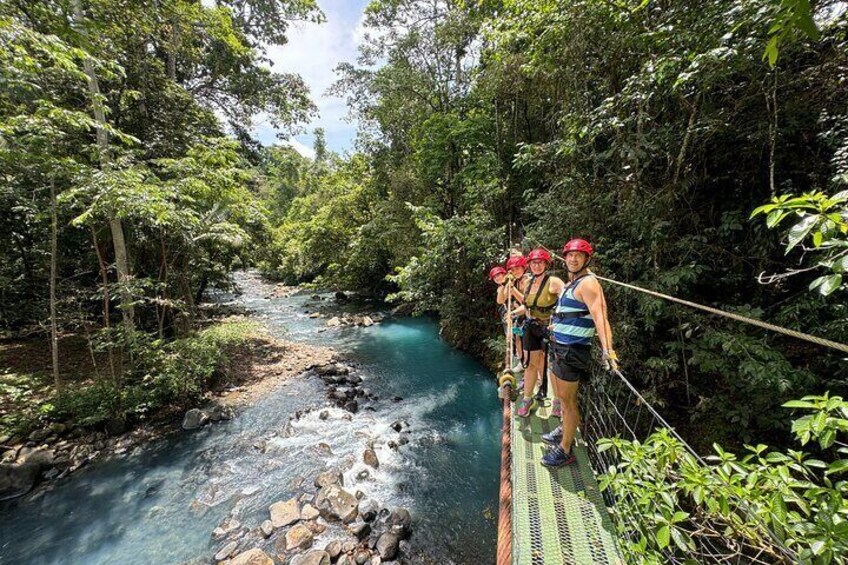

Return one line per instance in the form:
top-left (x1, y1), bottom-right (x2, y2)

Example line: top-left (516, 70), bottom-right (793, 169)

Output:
top-left (567, 256), bottom-right (591, 276)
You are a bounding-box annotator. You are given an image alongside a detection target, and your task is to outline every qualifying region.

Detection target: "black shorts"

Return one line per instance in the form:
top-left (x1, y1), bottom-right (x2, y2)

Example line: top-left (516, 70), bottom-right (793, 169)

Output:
top-left (521, 319), bottom-right (548, 352)
top-left (550, 343), bottom-right (591, 382)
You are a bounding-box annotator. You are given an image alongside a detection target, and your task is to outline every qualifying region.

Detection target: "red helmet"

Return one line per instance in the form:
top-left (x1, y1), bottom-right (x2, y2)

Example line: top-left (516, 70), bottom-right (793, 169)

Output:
top-left (505, 256), bottom-right (527, 270)
top-left (527, 248), bottom-right (552, 264)
top-left (563, 238), bottom-right (593, 257)
top-left (488, 265), bottom-right (507, 280)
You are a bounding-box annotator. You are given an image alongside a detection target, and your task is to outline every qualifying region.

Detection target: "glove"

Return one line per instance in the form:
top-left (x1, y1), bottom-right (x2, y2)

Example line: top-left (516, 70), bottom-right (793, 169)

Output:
top-left (602, 349), bottom-right (620, 373)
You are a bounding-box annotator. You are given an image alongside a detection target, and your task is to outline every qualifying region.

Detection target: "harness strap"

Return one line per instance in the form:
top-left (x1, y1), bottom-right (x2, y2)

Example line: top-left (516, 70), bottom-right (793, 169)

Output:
top-left (524, 273), bottom-right (554, 315)
top-left (552, 310), bottom-right (590, 321)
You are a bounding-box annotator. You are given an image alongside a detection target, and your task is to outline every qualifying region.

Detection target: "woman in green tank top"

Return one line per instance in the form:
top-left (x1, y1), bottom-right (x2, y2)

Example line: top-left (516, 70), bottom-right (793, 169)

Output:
top-left (510, 248), bottom-right (565, 418)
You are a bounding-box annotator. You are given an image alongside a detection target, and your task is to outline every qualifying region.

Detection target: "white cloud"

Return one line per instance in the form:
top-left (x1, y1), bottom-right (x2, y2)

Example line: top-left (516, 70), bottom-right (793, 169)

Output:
top-left (282, 138), bottom-right (317, 160)
top-left (256, 0), bottom-right (369, 153)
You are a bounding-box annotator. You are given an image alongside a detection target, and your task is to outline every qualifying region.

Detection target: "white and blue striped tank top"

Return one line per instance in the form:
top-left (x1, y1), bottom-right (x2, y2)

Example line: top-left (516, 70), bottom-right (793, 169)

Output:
top-left (551, 275), bottom-right (595, 346)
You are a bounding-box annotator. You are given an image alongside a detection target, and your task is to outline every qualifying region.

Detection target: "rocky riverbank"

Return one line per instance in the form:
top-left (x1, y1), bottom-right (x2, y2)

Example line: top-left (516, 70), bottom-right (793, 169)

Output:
top-left (210, 467), bottom-right (413, 565)
top-left (0, 329), bottom-right (336, 501)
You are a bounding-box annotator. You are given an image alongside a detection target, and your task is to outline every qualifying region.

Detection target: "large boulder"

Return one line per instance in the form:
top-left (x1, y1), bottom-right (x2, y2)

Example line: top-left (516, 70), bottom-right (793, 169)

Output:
top-left (386, 509), bottom-right (412, 539)
top-left (324, 540), bottom-right (342, 560)
top-left (314, 484), bottom-right (359, 523)
top-left (208, 404), bottom-right (235, 422)
top-left (0, 462), bottom-right (39, 500)
top-left (214, 541), bottom-right (238, 562)
top-left (269, 497), bottom-right (300, 528)
top-left (182, 409), bottom-right (209, 430)
top-left (363, 448), bottom-right (379, 469)
top-left (347, 521), bottom-right (371, 540)
top-left (0, 448), bottom-right (55, 500)
top-left (284, 523), bottom-right (314, 551)
top-left (314, 470), bottom-right (343, 489)
top-left (230, 548), bottom-right (274, 565)
top-left (376, 533), bottom-right (400, 561)
top-left (290, 550), bottom-right (331, 565)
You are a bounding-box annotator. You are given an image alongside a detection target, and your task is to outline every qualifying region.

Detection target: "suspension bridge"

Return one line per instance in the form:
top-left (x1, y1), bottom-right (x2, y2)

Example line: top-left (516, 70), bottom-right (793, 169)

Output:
top-left (495, 249), bottom-right (848, 565)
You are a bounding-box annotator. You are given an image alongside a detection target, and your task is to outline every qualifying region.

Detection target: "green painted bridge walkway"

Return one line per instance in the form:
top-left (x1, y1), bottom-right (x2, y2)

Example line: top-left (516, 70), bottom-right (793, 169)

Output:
top-left (510, 404), bottom-right (623, 565)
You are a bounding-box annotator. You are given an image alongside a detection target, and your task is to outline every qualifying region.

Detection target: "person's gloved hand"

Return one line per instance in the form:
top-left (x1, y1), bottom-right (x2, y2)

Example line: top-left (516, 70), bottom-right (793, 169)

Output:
top-left (602, 349), bottom-right (620, 373)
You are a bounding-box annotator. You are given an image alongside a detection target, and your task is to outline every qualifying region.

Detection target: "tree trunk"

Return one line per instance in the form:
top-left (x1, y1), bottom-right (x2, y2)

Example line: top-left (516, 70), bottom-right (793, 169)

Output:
top-left (49, 178), bottom-right (61, 391)
top-left (72, 0), bottom-right (134, 334)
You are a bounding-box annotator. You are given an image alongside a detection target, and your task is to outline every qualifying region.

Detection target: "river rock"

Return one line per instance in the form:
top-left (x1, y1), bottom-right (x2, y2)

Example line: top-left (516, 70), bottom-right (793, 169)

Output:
top-left (212, 517), bottom-right (242, 540)
top-left (315, 485), bottom-right (359, 523)
top-left (214, 541), bottom-right (238, 562)
top-left (208, 403), bottom-right (235, 422)
top-left (0, 461), bottom-right (39, 500)
top-left (182, 409), bottom-right (209, 430)
top-left (326, 317), bottom-right (342, 327)
top-left (335, 291), bottom-right (348, 302)
top-left (363, 448), bottom-right (379, 469)
top-left (290, 550), bottom-right (331, 565)
top-left (324, 540), bottom-right (343, 559)
top-left (343, 400), bottom-right (359, 414)
top-left (301, 503), bottom-right (320, 520)
top-left (28, 428), bottom-right (49, 443)
top-left (305, 520), bottom-right (327, 535)
top-left (359, 499), bottom-right (379, 522)
top-left (230, 548), bottom-right (274, 565)
top-left (342, 540), bottom-right (358, 553)
top-left (319, 410), bottom-right (329, 420)
top-left (386, 509), bottom-right (412, 539)
top-left (309, 313), bottom-right (321, 319)
top-left (356, 469), bottom-right (370, 481)
top-left (270, 497), bottom-right (300, 528)
top-left (376, 533), bottom-right (400, 560)
top-left (314, 470), bottom-right (343, 489)
top-left (354, 549), bottom-right (370, 564)
top-left (362, 316), bottom-right (374, 327)
top-left (348, 521), bottom-right (371, 540)
top-left (259, 520), bottom-right (273, 538)
top-left (285, 523), bottom-right (314, 550)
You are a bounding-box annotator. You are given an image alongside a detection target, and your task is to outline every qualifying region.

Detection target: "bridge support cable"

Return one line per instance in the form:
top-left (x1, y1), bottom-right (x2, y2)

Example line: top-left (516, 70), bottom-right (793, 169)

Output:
top-left (530, 242), bottom-right (848, 356)
top-left (580, 368), bottom-right (795, 564)
top-left (498, 392), bottom-right (513, 565)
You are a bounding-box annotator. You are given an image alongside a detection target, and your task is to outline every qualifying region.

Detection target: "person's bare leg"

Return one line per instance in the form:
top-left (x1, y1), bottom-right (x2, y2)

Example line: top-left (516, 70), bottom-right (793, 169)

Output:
top-left (515, 335), bottom-right (524, 368)
top-left (558, 380), bottom-right (580, 453)
top-left (523, 350), bottom-right (542, 399)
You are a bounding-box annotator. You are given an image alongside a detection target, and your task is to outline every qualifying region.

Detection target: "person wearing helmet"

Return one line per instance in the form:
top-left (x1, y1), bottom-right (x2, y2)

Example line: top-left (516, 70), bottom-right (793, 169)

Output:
top-left (541, 238), bottom-right (618, 467)
top-left (503, 254), bottom-right (528, 370)
top-left (510, 248), bottom-right (565, 418)
top-left (489, 265), bottom-right (516, 368)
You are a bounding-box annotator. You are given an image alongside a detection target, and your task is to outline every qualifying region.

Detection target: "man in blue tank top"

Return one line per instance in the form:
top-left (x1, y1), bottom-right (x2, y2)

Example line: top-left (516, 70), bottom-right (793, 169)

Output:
top-left (540, 238), bottom-right (619, 467)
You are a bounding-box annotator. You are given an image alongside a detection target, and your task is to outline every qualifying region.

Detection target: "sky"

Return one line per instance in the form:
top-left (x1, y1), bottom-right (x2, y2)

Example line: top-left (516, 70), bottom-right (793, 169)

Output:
top-left (253, 0), bottom-right (371, 158)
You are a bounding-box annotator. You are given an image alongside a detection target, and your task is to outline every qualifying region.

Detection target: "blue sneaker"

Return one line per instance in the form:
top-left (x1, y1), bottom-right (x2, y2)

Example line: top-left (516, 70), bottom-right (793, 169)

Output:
top-left (541, 445), bottom-right (577, 467)
top-left (541, 425), bottom-right (563, 445)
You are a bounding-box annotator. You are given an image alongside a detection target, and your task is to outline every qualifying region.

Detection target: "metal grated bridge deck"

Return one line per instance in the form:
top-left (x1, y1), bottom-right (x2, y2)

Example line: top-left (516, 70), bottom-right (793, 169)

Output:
top-left (511, 404), bottom-right (623, 565)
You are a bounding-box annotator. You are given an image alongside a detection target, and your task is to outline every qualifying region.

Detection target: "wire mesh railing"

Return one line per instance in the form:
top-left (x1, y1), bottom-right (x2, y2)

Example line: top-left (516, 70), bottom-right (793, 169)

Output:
top-left (580, 367), bottom-right (795, 565)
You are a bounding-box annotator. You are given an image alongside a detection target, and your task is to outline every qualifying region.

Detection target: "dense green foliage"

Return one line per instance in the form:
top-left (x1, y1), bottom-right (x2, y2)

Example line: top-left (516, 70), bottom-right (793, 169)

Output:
top-left (599, 394), bottom-right (848, 564)
top-left (1, 320), bottom-right (258, 435)
top-left (0, 0), bottom-right (320, 429)
top-left (261, 0), bottom-right (848, 449)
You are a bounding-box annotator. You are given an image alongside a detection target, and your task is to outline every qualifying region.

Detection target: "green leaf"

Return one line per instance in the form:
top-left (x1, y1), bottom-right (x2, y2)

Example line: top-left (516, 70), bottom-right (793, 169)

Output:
top-left (825, 460), bottom-right (848, 475)
top-left (783, 400), bottom-right (818, 409)
top-left (786, 215), bottom-right (818, 253)
top-left (764, 36), bottom-right (779, 67)
top-left (818, 274), bottom-right (842, 296)
top-left (656, 524), bottom-right (670, 549)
